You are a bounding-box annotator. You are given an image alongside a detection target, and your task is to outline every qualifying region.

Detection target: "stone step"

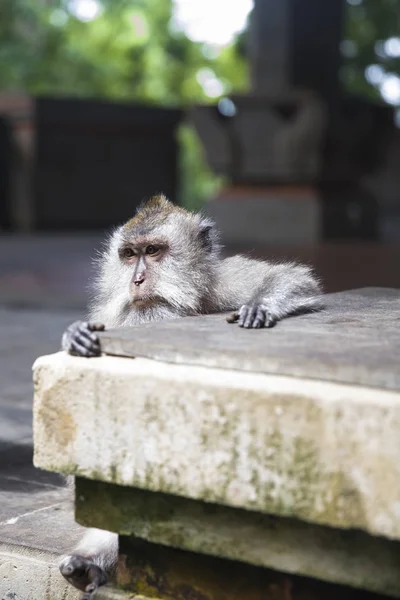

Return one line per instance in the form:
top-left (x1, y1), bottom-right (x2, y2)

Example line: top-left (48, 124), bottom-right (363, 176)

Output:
top-left (0, 446), bottom-right (84, 600)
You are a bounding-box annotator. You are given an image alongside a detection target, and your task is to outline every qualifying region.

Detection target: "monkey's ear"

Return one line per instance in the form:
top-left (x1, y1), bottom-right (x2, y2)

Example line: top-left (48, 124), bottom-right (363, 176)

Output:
top-left (199, 219), bottom-right (215, 252)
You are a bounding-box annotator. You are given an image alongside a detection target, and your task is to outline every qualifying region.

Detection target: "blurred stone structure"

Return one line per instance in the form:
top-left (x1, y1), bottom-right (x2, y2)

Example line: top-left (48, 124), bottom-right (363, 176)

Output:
top-left (190, 0), bottom-right (394, 244)
top-left (0, 93), bottom-right (34, 231)
top-left (0, 95), bottom-right (182, 231)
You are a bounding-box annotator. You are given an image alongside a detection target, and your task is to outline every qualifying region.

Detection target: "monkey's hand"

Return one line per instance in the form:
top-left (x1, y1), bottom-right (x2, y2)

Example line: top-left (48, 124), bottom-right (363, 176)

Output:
top-left (61, 321), bottom-right (105, 358)
top-left (59, 554), bottom-right (108, 598)
top-left (226, 302), bottom-right (276, 329)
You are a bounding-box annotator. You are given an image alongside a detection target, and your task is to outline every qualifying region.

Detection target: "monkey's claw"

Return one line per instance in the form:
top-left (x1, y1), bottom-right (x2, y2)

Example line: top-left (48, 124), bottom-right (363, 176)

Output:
top-left (62, 321), bottom-right (105, 358)
top-left (228, 304), bottom-right (276, 329)
top-left (60, 554), bottom-right (108, 596)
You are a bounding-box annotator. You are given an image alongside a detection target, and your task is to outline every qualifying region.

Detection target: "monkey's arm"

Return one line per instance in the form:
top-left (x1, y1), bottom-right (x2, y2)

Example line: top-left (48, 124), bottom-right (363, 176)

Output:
top-left (218, 256), bottom-right (323, 329)
top-left (61, 321), bottom-right (105, 357)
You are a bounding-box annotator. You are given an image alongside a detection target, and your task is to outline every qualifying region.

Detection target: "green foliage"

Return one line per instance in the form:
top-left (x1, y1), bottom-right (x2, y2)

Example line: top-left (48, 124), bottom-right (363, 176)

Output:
top-left (343, 0), bottom-right (400, 101)
top-left (0, 0), bottom-right (249, 209)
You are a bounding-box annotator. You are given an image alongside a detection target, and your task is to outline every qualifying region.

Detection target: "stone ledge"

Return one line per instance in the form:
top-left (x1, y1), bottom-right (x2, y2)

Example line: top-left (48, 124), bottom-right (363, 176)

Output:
top-left (76, 480), bottom-right (400, 598)
top-left (33, 352), bottom-right (400, 541)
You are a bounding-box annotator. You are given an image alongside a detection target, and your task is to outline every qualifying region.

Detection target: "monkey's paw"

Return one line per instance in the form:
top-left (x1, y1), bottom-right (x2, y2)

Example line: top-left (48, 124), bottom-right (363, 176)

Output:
top-left (61, 321), bottom-right (105, 358)
top-left (59, 554), bottom-right (108, 597)
top-left (227, 303), bottom-right (276, 329)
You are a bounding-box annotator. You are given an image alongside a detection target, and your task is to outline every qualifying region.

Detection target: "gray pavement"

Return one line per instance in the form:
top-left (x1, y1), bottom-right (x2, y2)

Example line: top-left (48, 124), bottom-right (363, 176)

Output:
top-left (0, 307), bottom-right (84, 556)
top-left (0, 233), bottom-right (94, 597)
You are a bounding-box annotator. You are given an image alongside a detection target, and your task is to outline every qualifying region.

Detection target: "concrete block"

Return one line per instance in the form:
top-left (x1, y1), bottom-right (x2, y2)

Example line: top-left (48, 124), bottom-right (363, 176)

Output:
top-left (33, 351), bottom-right (400, 541)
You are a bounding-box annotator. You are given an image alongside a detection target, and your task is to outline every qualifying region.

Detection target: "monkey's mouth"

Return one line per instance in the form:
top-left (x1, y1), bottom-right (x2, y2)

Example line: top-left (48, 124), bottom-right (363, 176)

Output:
top-left (130, 294), bottom-right (161, 307)
top-left (129, 294), bottom-right (170, 309)
top-left (131, 297), bottom-right (153, 306)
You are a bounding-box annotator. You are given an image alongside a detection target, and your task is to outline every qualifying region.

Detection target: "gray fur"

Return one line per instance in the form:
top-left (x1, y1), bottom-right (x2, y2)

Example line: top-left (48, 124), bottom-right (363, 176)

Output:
top-left (60, 196), bottom-right (323, 591)
top-left (86, 199), bottom-right (322, 328)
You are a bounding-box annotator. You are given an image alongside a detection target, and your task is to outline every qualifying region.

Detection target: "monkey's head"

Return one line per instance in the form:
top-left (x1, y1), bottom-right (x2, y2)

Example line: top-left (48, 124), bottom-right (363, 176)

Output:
top-left (98, 195), bottom-right (220, 321)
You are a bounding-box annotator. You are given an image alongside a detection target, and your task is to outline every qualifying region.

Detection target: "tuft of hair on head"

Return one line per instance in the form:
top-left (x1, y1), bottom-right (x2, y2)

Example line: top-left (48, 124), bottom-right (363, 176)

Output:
top-left (124, 194), bottom-right (186, 231)
top-left (137, 193), bottom-right (175, 215)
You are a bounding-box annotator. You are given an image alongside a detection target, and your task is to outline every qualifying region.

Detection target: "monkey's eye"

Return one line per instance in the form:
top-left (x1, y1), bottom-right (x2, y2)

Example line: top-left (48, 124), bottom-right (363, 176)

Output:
top-left (146, 245), bottom-right (159, 256)
top-left (123, 247), bottom-right (135, 259)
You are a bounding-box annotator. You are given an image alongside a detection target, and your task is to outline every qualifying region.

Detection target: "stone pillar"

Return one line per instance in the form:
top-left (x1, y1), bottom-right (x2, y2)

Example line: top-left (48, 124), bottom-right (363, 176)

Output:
top-left (249, 0), bottom-right (344, 100)
top-left (249, 0), bottom-right (289, 95)
top-left (190, 0), bottom-right (393, 244)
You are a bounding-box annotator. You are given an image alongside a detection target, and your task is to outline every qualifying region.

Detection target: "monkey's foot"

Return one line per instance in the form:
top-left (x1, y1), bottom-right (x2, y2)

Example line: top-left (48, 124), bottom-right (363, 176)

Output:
top-left (227, 304), bottom-right (276, 329)
top-left (60, 554), bottom-right (108, 597)
top-left (61, 321), bottom-right (105, 358)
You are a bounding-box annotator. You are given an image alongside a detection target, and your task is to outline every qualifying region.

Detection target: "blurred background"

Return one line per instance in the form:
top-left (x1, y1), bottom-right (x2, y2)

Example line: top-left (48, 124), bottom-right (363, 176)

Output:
top-left (0, 0), bottom-right (400, 307)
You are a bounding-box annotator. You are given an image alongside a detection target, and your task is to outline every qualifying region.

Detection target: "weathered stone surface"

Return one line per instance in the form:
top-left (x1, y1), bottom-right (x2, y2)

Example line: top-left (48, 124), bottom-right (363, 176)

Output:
top-left (0, 543), bottom-right (79, 600)
top-left (33, 350), bottom-right (400, 541)
top-left (98, 288), bottom-right (400, 391)
top-left (116, 536), bottom-right (387, 600)
top-left (76, 480), bottom-right (400, 598)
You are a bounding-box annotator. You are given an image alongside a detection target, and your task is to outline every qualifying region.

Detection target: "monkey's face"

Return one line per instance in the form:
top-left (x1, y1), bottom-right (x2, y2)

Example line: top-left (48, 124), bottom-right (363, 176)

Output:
top-left (118, 238), bottom-right (168, 308)
top-left (115, 212), bottom-right (218, 315)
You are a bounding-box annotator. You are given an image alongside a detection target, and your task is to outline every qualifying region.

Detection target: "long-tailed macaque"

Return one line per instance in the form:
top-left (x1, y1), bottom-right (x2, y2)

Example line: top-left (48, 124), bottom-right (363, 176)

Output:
top-left (59, 195), bottom-right (323, 597)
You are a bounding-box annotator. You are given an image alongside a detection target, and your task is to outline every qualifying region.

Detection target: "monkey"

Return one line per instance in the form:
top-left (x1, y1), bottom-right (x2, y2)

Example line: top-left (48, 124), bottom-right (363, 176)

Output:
top-left (59, 194), bottom-right (323, 596)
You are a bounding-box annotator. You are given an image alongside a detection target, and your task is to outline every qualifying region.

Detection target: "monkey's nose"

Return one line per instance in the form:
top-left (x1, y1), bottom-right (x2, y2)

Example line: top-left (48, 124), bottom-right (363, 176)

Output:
top-left (134, 274), bottom-right (145, 286)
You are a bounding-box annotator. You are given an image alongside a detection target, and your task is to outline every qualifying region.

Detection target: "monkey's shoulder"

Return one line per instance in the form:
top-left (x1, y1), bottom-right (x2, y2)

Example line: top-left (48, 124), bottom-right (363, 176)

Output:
top-left (218, 254), bottom-right (274, 279)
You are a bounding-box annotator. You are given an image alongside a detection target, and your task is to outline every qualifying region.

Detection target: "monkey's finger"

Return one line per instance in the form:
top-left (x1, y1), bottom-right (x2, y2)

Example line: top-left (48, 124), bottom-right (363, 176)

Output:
top-left (87, 322), bottom-right (105, 332)
top-left (265, 313), bottom-right (277, 328)
top-left (70, 339), bottom-right (100, 358)
top-left (226, 312), bottom-right (239, 323)
top-left (243, 306), bottom-right (258, 328)
top-left (77, 326), bottom-right (100, 344)
top-left (85, 565), bottom-right (108, 593)
top-left (76, 332), bottom-right (101, 352)
top-left (252, 316), bottom-right (265, 328)
top-left (238, 306), bottom-right (249, 327)
top-left (253, 307), bottom-right (267, 328)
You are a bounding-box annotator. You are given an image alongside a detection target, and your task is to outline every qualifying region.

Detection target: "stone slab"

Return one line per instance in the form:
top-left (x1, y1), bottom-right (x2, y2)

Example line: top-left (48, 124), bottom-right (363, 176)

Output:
top-left (99, 287), bottom-right (400, 391)
top-left (34, 351), bottom-right (400, 541)
top-left (76, 480), bottom-right (400, 598)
